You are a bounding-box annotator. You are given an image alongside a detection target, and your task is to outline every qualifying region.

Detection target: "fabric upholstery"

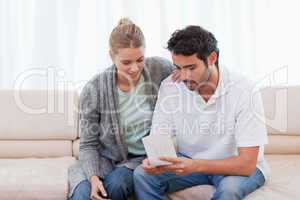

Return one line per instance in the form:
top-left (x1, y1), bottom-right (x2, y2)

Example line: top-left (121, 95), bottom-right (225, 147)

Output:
top-left (0, 157), bottom-right (76, 200)
top-left (0, 90), bottom-right (78, 140)
top-left (261, 86), bottom-right (300, 135)
top-left (0, 140), bottom-right (73, 158)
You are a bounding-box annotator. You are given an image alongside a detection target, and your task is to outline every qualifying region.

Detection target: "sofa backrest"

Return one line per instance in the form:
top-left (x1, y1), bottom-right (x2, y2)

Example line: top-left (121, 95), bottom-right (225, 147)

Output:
top-left (261, 86), bottom-right (300, 154)
top-left (1, 86), bottom-right (299, 158)
top-left (0, 90), bottom-right (79, 158)
top-left (72, 86), bottom-right (300, 158)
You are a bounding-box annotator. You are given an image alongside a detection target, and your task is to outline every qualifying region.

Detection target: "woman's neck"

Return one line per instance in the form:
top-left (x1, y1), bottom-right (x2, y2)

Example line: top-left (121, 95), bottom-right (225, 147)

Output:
top-left (117, 71), bottom-right (141, 92)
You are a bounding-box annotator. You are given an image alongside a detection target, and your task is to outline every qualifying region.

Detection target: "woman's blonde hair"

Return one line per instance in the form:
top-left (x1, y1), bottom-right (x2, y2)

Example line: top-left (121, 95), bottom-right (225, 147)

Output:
top-left (109, 18), bottom-right (145, 53)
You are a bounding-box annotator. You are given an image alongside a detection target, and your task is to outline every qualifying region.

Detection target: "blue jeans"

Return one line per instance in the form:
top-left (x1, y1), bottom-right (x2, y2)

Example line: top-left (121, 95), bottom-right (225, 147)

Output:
top-left (133, 165), bottom-right (265, 200)
top-left (70, 166), bottom-right (134, 200)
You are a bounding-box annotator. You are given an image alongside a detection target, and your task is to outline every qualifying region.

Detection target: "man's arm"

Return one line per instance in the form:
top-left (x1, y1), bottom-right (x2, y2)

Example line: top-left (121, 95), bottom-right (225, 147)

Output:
top-left (195, 146), bottom-right (259, 176)
top-left (158, 146), bottom-right (259, 176)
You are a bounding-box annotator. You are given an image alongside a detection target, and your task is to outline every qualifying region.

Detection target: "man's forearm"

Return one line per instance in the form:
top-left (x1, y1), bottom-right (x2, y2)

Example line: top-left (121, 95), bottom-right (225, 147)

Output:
top-left (194, 156), bottom-right (257, 176)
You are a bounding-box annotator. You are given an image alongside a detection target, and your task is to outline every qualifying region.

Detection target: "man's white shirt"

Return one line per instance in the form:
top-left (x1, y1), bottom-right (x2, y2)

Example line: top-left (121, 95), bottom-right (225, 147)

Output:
top-left (150, 67), bottom-right (270, 180)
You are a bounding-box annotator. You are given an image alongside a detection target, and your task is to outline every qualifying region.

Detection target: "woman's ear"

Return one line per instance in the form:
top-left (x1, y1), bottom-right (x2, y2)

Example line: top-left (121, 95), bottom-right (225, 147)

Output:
top-left (207, 51), bottom-right (217, 66)
top-left (109, 49), bottom-right (115, 61)
top-left (109, 49), bottom-right (113, 58)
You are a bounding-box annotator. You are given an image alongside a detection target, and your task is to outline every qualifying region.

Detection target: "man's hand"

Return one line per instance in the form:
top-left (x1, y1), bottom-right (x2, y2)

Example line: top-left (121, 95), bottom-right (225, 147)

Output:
top-left (142, 157), bottom-right (199, 176)
top-left (90, 176), bottom-right (108, 200)
top-left (142, 159), bottom-right (167, 175)
top-left (158, 156), bottom-right (199, 176)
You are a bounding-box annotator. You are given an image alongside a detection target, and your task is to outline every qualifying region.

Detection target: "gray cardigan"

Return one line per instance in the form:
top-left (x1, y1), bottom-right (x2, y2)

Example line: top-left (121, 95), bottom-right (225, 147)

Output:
top-left (68, 57), bottom-right (174, 197)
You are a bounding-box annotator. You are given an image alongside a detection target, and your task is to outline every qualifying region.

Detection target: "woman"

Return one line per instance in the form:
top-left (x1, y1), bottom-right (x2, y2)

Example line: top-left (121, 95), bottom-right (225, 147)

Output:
top-left (68, 18), bottom-right (175, 200)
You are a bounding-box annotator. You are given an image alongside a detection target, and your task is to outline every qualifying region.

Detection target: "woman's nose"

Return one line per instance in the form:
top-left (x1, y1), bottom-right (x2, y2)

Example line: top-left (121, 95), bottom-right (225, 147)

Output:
top-left (130, 63), bottom-right (139, 73)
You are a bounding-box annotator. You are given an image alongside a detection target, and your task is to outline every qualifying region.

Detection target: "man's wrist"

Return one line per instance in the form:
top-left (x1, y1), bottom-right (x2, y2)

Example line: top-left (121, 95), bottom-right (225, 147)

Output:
top-left (194, 160), bottom-right (205, 173)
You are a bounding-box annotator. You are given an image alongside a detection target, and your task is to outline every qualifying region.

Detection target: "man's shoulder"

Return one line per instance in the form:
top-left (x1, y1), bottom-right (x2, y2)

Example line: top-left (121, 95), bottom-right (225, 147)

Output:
top-left (160, 75), bottom-right (184, 89)
top-left (224, 67), bottom-right (256, 94)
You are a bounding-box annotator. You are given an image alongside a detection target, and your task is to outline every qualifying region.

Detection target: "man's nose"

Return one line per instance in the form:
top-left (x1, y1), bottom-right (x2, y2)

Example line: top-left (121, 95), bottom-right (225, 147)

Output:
top-left (180, 69), bottom-right (189, 81)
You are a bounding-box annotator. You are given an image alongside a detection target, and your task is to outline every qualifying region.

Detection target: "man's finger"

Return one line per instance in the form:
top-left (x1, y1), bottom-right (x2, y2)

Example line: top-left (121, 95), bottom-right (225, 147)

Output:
top-left (174, 170), bottom-right (185, 176)
top-left (159, 156), bottom-right (182, 164)
top-left (143, 159), bottom-right (156, 170)
top-left (142, 159), bottom-right (150, 168)
top-left (158, 164), bottom-right (184, 172)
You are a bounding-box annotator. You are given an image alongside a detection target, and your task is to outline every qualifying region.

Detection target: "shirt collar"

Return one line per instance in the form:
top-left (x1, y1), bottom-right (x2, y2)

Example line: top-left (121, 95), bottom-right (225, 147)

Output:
top-left (202, 66), bottom-right (232, 105)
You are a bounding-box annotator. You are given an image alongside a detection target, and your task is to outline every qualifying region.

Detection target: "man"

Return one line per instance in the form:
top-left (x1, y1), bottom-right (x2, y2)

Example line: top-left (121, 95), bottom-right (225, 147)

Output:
top-left (133, 25), bottom-right (270, 200)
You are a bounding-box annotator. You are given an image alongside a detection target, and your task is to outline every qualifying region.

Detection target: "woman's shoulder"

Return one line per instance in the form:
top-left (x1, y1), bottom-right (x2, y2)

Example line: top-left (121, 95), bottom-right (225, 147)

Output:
top-left (145, 56), bottom-right (174, 80)
top-left (145, 56), bottom-right (173, 69)
top-left (80, 65), bottom-right (115, 99)
top-left (84, 65), bottom-right (115, 87)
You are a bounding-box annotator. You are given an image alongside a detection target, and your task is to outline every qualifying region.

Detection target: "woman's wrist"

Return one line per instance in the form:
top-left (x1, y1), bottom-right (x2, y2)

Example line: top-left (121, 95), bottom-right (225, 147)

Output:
top-left (90, 175), bottom-right (100, 182)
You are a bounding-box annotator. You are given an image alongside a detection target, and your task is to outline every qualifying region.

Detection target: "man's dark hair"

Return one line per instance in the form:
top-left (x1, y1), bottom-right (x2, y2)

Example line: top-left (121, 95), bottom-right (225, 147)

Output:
top-left (167, 25), bottom-right (219, 67)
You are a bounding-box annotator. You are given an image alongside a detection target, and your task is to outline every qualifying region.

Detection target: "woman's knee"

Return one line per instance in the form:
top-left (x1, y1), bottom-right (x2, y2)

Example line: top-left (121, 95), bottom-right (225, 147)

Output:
top-left (104, 167), bottom-right (134, 199)
top-left (70, 180), bottom-right (91, 200)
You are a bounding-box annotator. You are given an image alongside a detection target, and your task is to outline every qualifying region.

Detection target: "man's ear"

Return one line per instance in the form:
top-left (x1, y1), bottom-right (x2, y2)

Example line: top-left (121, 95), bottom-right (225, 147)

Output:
top-left (207, 51), bottom-right (218, 66)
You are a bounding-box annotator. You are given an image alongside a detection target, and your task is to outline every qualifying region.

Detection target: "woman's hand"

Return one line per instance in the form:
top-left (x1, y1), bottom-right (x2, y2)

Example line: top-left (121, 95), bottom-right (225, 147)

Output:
top-left (90, 176), bottom-right (108, 200)
top-left (171, 69), bottom-right (181, 82)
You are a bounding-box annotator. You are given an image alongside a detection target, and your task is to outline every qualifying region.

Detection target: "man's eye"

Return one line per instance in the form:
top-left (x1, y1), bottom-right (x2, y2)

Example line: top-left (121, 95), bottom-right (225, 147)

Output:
top-left (122, 62), bottom-right (131, 65)
top-left (137, 59), bottom-right (144, 63)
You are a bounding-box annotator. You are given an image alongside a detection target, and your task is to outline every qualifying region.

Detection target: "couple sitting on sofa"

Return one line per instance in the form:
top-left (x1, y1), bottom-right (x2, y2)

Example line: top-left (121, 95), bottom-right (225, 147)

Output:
top-left (68, 18), bottom-right (269, 200)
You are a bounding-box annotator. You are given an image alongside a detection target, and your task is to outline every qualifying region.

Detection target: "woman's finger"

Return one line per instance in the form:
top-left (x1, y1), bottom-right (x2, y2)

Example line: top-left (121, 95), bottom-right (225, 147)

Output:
top-left (98, 183), bottom-right (108, 198)
top-left (91, 192), bottom-right (102, 200)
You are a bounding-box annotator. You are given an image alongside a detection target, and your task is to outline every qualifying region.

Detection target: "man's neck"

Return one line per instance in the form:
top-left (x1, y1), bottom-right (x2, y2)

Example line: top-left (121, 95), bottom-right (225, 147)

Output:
top-left (197, 65), bottom-right (219, 102)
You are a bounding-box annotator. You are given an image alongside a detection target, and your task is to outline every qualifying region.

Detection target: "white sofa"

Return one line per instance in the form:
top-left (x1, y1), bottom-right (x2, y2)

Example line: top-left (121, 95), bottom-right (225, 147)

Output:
top-left (0, 90), bottom-right (78, 200)
top-left (0, 86), bottom-right (300, 200)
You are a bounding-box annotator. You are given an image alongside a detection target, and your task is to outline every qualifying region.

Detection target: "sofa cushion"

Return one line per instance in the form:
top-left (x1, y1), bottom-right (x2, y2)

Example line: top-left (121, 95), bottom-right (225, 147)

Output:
top-left (72, 139), bottom-right (79, 158)
top-left (168, 185), bottom-right (215, 200)
top-left (245, 155), bottom-right (300, 199)
top-left (261, 86), bottom-right (300, 135)
top-left (0, 157), bottom-right (76, 200)
top-left (265, 135), bottom-right (300, 154)
top-left (167, 155), bottom-right (300, 200)
top-left (0, 140), bottom-right (73, 158)
top-left (0, 90), bottom-right (78, 140)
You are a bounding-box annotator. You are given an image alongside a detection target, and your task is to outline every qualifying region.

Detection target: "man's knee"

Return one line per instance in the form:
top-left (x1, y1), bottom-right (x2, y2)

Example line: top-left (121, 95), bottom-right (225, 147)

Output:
top-left (70, 180), bottom-right (91, 200)
top-left (214, 178), bottom-right (243, 200)
top-left (133, 165), bottom-right (149, 183)
top-left (133, 165), bottom-right (163, 192)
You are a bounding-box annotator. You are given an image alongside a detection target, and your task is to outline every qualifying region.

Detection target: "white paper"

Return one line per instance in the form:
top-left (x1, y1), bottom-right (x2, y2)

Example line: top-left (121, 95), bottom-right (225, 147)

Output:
top-left (142, 134), bottom-right (177, 167)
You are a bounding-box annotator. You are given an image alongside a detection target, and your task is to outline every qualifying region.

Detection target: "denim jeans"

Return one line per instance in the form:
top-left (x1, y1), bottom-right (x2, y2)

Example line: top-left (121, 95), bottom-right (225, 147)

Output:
top-left (133, 165), bottom-right (265, 200)
top-left (70, 166), bottom-right (134, 200)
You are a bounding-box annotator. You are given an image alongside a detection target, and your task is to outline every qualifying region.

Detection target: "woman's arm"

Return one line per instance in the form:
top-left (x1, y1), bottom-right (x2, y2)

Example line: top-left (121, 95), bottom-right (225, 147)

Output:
top-left (78, 78), bottom-right (103, 181)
